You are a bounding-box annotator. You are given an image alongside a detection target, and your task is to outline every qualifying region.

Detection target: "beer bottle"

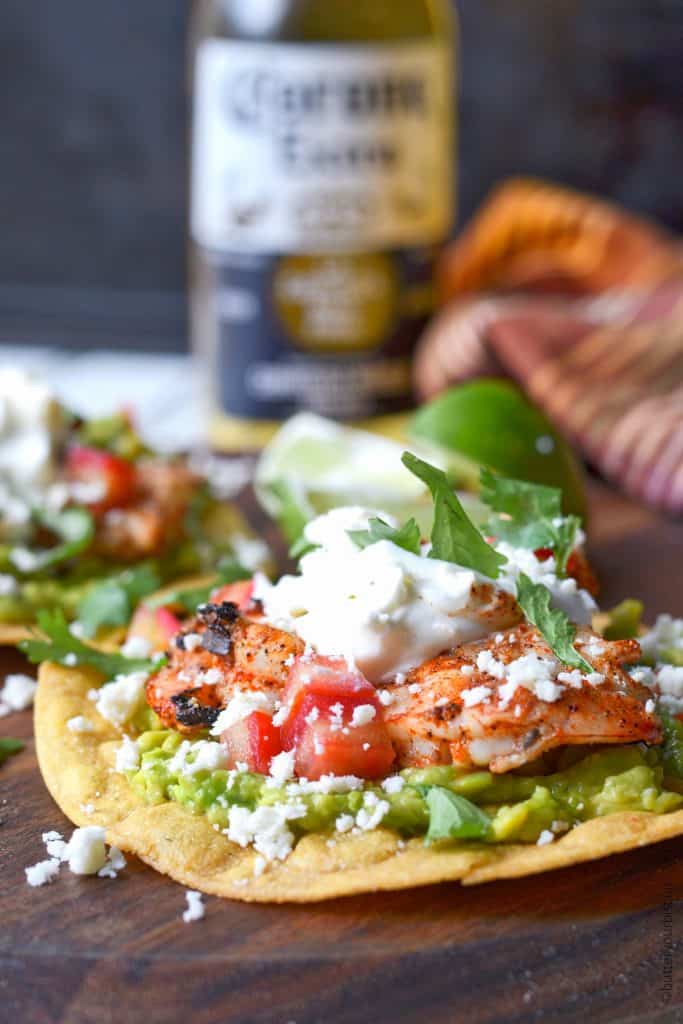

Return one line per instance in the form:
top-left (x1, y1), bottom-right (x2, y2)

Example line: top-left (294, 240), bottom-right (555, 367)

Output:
top-left (189, 0), bottom-right (456, 448)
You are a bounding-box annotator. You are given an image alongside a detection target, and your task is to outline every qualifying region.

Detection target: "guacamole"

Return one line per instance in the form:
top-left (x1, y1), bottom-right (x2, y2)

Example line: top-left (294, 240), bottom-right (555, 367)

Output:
top-left (129, 730), bottom-right (683, 847)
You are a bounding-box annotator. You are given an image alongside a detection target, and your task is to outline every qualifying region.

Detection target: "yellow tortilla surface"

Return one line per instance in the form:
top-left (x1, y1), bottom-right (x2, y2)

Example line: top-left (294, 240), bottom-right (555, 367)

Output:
top-left (35, 661), bottom-right (683, 903)
top-left (0, 623), bottom-right (33, 646)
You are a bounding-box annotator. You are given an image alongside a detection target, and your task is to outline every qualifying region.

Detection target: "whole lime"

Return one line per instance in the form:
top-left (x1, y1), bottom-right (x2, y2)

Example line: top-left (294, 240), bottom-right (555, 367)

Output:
top-left (409, 379), bottom-right (587, 518)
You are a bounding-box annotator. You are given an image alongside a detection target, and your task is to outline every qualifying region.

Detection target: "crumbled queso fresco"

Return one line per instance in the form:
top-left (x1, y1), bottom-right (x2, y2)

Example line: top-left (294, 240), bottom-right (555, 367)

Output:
top-left (495, 542), bottom-right (597, 625)
top-left (631, 664), bottom-right (683, 716)
top-left (120, 635), bottom-right (152, 660)
top-left (223, 784), bottom-right (391, 867)
top-left (0, 673), bottom-right (37, 716)
top-left (210, 690), bottom-right (276, 735)
top-left (25, 827), bottom-right (126, 886)
top-left (459, 650), bottom-right (605, 709)
top-left (182, 890), bottom-right (205, 923)
top-left (67, 715), bottom-right (94, 733)
top-left (640, 614), bottom-right (683, 664)
top-left (115, 734), bottom-right (141, 772)
top-left (92, 671), bottom-right (149, 727)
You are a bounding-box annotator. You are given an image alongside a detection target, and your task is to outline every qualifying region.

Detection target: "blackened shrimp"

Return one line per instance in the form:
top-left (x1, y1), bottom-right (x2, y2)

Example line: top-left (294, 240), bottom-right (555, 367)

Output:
top-left (383, 624), bottom-right (661, 773)
top-left (146, 601), bottom-right (304, 734)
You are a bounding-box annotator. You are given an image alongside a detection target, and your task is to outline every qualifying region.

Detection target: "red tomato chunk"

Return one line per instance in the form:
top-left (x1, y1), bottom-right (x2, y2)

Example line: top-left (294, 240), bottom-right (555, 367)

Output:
top-left (128, 604), bottom-right (182, 653)
top-left (67, 445), bottom-right (137, 512)
top-left (221, 710), bottom-right (283, 774)
top-left (280, 656), bottom-right (395, 780)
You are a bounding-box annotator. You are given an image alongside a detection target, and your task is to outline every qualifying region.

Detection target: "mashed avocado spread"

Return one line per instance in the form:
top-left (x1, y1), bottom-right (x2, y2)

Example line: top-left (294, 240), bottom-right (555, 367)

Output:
top-left (129, 729), bottom-right (683, 846)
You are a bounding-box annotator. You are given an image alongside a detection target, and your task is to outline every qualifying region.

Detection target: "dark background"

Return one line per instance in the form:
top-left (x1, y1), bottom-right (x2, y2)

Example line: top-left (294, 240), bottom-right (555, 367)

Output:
top-left (2, 0), bottom-right (682, 351)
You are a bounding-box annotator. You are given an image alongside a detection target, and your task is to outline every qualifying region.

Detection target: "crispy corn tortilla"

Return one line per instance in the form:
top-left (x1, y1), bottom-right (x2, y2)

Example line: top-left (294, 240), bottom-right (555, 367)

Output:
top-left (35, 661), bottom-right (683, 902)
top-left (0, 623), bottom-right (33, 646)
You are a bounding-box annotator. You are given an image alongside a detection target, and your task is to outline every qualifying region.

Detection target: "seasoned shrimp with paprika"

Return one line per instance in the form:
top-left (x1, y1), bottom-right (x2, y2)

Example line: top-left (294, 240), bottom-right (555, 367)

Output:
top-left (383, 624), bottom-right (660, 773)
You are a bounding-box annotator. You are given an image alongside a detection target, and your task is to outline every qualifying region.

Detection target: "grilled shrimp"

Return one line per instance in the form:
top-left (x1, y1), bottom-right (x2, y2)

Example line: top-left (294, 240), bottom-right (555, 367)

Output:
top-left (95, 459), bottom-right (200, 561)
top-left (462, 580), bottom-right (523, 634)
top-left (146, 601), bottom-right (304, 734)
top-left (383, 624), bottom-right (660, 773)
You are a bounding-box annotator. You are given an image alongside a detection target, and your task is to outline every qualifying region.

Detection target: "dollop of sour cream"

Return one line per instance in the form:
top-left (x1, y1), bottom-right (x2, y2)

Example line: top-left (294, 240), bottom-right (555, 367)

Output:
top-left (0, 370), bottom-right (63, 541)
top-left (0, 369), bottom-right (61, 490)
top-left (255, 507), bottom-right (496, 685)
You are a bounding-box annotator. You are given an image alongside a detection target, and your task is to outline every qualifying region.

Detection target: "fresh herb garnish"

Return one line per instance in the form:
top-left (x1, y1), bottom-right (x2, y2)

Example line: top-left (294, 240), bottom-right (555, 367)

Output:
top-left (14, 506), bottom-right (95, 573)
top-left (549, 518), bottom-right (583, 577)
top-left (269, 479), bottom-right (315, 546)
top-left (480, 468), bottom-right (580, 573)
top-left (183, 485), bottom-right (212, 548)
top-left (289, 534), bottom-right (319, 561)
top-left (401, 453), bottom-right (505, 578)
top-left (348, 516), bottom-right (422, 556)
top-left (146, 559), bottom-right (251, 614)
top-left (660, 709), bottom-right (683, 780)
top-left (20, 609), bottom-right (164, 677)
top-left (400, 455), bottom-right (593, 671)
top-left (516, 573), bottom-right (593, 672)
top-left (76, 563), bottom-right (162, 637)
top-left (421, 786), bottom-right (491, 843)
top-left (0, 737), bottom-right (24, 765)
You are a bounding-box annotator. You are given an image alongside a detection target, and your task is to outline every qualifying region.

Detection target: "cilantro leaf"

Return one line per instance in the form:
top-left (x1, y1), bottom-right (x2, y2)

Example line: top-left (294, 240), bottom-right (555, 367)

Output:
top-left (146, 559), bottom-right (250, 614)
top-left (268, 479), bottom-right (315, 546)
top-left (348, 516), bottom-right (422, 556)
top-left (289, 535), bottom-right (319, 561)
top-left (516, 573), bottom-right (593, 672)
top-left (480, 468), bottom-right (580, 574)
top-left (421, 786), bottom-right (491, 843)
top-left (20, 609), bottom-right (164, 678)
top-left (183, 484), bottom-right (212, 547)
top-left (14, 507), bottom-right (95, 573)
top-left (0, 737), bottom-right (24, 765)
top-left (660, 709), bottom-right (683, 780)
top-left (550, 515), bottom-right (582, 575)
top-left (480, 467), bottom-right (562, 521)
top-left (401, 453), bottom-right (505, 578)
top-left (77, 563), bottom-right (162, 637)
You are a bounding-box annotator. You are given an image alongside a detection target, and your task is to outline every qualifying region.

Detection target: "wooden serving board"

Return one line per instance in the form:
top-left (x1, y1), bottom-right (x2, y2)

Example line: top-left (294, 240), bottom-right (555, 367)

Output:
top-left (1, 482), bottom-right (682, 1024)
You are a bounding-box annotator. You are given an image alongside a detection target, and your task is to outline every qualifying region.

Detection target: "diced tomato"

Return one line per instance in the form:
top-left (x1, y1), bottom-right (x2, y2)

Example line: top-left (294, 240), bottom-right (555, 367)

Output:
top-left (534, 546), bottom-right (599, 595)
top-left (211, 578), bottom-right (255, 612)
top-left (534, 547), bottom-right (554, 562)
top-left (221, 711), bottom-right (283, 773)
top-left (280, 656), bottom-right (395, 780)
top-left (66, 445), bottom-right (137, 512)
top-left (128, 604), bottom-right (182, 653)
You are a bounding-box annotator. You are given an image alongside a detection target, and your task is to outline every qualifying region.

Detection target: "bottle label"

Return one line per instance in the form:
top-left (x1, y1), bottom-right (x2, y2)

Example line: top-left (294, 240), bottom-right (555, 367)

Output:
top-left (202, 247), bottom-right (436, 423)
top-left (191, 39), bottom-right (453, 252)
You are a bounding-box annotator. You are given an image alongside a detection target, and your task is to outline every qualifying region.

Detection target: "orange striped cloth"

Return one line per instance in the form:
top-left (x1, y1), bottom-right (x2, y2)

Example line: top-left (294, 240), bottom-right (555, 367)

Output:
top-left (415, 179), bottom-right (683, 513)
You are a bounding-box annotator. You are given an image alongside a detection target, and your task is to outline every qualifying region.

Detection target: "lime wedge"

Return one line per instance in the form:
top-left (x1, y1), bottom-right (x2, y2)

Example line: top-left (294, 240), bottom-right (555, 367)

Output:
top-left (409, 380), bottom-right (587, 518)
top-left (254, 413), bottom-right (483, 540)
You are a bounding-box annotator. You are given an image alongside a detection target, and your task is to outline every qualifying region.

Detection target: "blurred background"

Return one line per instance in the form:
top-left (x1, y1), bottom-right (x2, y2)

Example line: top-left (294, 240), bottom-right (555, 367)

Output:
top-left (2, 0), bottom-right (682, 353)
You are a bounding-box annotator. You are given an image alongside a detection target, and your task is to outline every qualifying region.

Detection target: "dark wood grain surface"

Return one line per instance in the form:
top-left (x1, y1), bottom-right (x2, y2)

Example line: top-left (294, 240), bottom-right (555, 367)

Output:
top-left (1, 482), bottom-right (682, 1024)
